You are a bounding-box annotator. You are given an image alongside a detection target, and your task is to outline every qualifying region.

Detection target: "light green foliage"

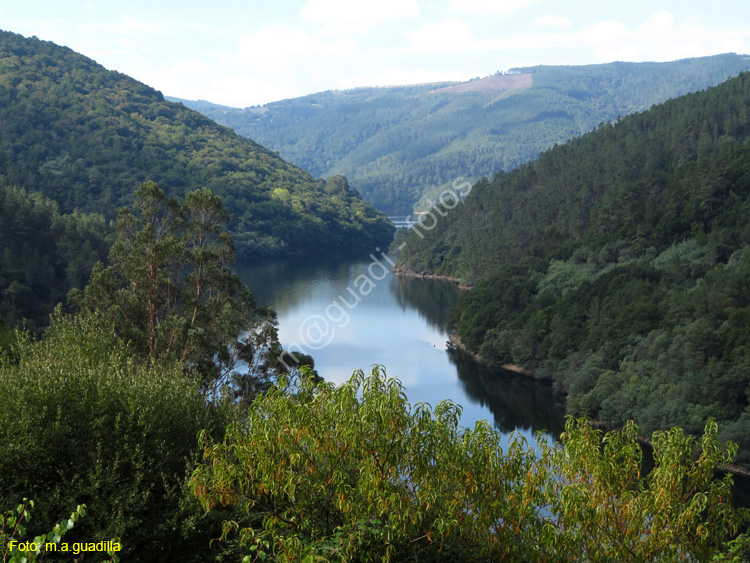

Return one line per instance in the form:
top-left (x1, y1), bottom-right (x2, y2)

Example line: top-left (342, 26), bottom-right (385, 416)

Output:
top-left (544, 418), bottom-right (746, 562)
top-left (0, 500), bottom-right (117, 563)
top-left (650, 239), bottom-right (712, 287)
top-left (191, 367), bottom-right (549, 562)
top-left (191, 368), bottom-right (747, 562)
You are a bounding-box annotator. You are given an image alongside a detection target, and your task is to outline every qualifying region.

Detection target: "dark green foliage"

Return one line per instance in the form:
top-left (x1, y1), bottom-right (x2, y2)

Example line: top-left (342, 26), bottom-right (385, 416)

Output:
top-left (176, 55), bottom-right (750, 213)
top-left (0, 183), bottom-right (110, 326)
top-left (396, 72), bottom-right (750, 459)
top-left (0, 315), bottom-right (15, 353)
top-left (0, 30), bottom-right (393, 261)
top-left (713, 532), bottom-right (750, 562)
top-left (69, 182), bottom-right (301, 396)
top-left (0, 311), bottom-right (236, 562)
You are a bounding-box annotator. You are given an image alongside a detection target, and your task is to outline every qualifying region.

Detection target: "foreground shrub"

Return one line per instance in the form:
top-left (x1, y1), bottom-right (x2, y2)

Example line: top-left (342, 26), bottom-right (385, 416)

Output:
top-left (0, 311), bottom-right (233, 561)
top-left (0, 500), bottom-right (120, 563)
top-left (192, 366), bottom-right (748, 562)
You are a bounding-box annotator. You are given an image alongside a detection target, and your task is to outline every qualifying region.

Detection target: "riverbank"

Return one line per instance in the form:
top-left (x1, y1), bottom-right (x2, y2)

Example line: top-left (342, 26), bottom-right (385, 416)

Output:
top-left (447, 332), bottom-right (750, 479)
top-left (392, 266), bottom-right (474, 290)
top-left (447, 332), bottom-right (543, 380)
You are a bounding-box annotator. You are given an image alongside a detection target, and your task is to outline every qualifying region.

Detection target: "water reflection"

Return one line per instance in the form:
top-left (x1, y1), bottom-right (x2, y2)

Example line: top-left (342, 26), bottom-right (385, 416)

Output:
top-left (235, 249), bottom-right (376, 312)
top-left (448, 348), bottom-right (565, 438)
top-left (390, 274), bottom-right (459, 331)
top-left (237, 250), bottom-right (564, 443)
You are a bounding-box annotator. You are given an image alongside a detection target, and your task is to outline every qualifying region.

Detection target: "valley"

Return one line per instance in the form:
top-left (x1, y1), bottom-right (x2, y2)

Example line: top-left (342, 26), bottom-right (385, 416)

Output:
top-left (2, 21), bottom-right (750, 562)
top-left (175, 54), bottom-right (750, 214)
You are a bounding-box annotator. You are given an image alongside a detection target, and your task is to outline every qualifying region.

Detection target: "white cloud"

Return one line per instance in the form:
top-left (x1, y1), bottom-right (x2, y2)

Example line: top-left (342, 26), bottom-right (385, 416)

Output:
top-left (84, 15), bottom-right (173, 38)
top-left (143, 56), bottom-right (306, 107)
top-left (580, 20), bottom-right (627, 44)
top-left (299, 0), bottom-right (419, 25)
top-left (135, 58), bottom-right (210, 99)
top-left (206, 74), bottom-right (303, 108)
top-left (404, 18), bottom-right (474, 53)
top-left (156, 26), bottom-right (363, 106)
top-left (235, 27), bottom-right (354, 74)
top-left (237, 27), bottom-right (318, 72)
top-left (84, 47), bottom-right (131, 58)
top-left (46, 5), bottom-right (750, 109)
top-left (530, 15), bottom-right (572, 30)
top-left (394, 9), bottom-right (750, 65)
top-left (450, 0), bottom-right (540, 16)
top-left (638, 10), bottom-right (675, 36)
top-left (581, 10), bottom-right (750, 62)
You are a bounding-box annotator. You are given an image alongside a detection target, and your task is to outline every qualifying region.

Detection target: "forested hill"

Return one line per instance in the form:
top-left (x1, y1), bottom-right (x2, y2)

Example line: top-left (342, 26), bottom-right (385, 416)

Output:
top-left (0, 30), bottom-right (393, 260)
top-left (396, 72), bottom-right (750, 459)
top-left (173, 54), bottom-right (750, 213)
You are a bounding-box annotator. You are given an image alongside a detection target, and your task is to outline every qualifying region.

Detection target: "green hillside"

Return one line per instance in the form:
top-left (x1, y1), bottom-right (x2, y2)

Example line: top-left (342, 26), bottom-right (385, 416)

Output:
top-left (396, 72), bottom-right (750, 459)
top-left (174, 54), bottom-right (750, 213)
top-left (0, 183), bottom-right (109, 327)
top-left (0, 30), bottom-right (393, 261)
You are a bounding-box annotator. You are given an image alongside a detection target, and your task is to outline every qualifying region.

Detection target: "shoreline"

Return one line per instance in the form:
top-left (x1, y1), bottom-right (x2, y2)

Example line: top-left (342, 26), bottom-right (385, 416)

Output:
top-left (447, 332), bottom-right (750, 478)
top-left (447, 332), bottom-right (537, 378)
top-left (392, 266), bottom-right (474, 290)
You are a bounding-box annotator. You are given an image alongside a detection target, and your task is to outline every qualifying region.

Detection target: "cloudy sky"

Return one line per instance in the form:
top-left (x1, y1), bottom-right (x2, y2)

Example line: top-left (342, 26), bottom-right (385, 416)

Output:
top-left (3, 1), bottom-right (750, 107)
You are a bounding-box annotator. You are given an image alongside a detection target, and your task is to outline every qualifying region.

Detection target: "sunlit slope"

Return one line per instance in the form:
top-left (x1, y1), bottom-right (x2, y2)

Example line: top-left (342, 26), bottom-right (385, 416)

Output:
top-left (176, 54), bottom-right (750, 213)
top-left (0, 30), bottom-right (393, 258)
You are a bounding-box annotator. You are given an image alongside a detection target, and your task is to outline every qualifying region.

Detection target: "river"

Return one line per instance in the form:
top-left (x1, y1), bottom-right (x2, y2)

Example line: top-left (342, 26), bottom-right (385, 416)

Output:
top-left (235, 248), bottom-right (565, 450)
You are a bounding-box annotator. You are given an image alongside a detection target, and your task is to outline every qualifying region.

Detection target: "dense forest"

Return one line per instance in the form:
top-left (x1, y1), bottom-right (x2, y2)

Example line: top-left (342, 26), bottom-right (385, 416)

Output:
top-left (3, 28), bottom-right (750, 563)
top-left (0, 31), bottom-right (393, 260)
top-left (1, 193), bottom-right (748, 560)
top-left (175, 54), bottom-right (750, 213)
top-left (0, 183), bottom-right (110, 327)
top-left (0, 29), bottom-right (393, 325)
top-left (396, 71), bottom-right (750, 460)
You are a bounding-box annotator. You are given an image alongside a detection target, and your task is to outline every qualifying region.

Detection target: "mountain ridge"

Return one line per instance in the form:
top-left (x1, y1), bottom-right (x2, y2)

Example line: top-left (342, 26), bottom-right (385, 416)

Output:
top-left (0, 29), bottom-right (393, 260)
top-left (394, 71), bottom-right (750, 459)
top-left (174, 54), bottom-right (750, 214)
top-left (0, 29), bottom-right (393, 325)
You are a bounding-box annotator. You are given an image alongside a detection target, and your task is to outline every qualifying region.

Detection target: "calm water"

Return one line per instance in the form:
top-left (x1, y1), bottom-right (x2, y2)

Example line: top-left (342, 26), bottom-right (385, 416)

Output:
top-left (236, 249), bottom-right (750, 505)
top-left (236, 249), bottom-right (565, 448)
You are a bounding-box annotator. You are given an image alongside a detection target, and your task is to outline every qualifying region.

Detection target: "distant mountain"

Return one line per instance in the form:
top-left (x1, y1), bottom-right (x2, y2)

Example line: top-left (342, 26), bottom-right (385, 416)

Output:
top-left (0, 30), bottom-right (393, 261)
top-left (173, 54), bottom-right (750, 214)
top-left (396, 71), bottom-right (750, 459)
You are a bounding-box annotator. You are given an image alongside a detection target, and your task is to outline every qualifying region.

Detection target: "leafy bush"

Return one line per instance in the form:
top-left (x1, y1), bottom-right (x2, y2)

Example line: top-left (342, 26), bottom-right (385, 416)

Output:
top-left (192, 367), bottom-right (748, 562)
top-left (69, 182), bottom-right (288, 396)
top-left (0, 311), bottom-right (233, 561)
top-left (0, 500), bottom-right (120, 563)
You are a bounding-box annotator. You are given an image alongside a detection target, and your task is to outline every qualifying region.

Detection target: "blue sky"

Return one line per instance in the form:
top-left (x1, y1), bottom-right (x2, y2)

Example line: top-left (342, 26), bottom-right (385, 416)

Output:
top-left (3, 1), bottom-right (750, 107)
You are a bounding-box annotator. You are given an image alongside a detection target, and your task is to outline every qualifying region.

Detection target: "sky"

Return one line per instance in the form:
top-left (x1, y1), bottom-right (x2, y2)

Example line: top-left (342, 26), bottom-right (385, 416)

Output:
top-left (2, 1), bottom-right (750, 108)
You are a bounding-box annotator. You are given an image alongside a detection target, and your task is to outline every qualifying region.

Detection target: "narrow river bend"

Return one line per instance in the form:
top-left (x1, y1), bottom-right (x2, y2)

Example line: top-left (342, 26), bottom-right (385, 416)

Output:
top-left (236, 249), bottom-right (565, 449)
